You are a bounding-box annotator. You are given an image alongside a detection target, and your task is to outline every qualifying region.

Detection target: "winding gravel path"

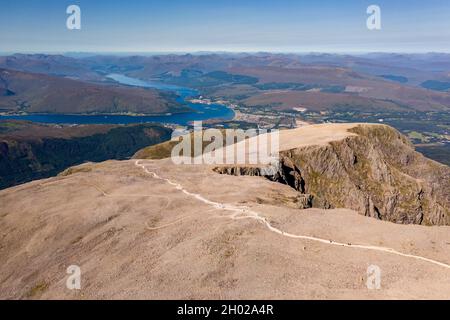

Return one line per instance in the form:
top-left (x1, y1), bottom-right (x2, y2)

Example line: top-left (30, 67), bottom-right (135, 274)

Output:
top-left (135, 160), bottom-right (450, 270)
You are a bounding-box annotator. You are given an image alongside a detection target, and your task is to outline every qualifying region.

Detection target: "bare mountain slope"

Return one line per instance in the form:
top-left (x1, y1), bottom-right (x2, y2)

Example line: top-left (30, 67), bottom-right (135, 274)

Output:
top-left (1, 123), bottom-right (449, 299)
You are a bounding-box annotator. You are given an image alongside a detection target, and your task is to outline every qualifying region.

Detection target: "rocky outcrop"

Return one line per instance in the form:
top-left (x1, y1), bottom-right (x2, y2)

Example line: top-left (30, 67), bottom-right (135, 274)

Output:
top-left (213, 166), bottom-right (265, 177)
top-left (214, 124), bottom-right (450, 225)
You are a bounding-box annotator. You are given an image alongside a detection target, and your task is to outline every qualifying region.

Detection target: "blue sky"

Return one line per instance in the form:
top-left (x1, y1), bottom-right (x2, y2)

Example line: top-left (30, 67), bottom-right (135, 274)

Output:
top-left (1, 0), bottom-right (450, 53)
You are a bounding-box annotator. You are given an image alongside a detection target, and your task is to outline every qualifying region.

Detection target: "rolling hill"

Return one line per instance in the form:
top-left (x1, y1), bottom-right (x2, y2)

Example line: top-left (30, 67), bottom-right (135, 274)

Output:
top-left (0, 68), bottom-right (188, 115)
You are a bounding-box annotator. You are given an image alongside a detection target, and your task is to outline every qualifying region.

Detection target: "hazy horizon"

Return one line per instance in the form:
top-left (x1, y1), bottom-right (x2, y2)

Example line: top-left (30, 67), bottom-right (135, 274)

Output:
top-left (2, 50), bottom-right (450, 56)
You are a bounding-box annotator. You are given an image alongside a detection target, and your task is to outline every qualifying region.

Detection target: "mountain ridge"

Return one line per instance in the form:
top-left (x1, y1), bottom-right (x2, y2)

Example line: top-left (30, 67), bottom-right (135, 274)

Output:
top-left (138, 123), bottom-right (450, 225)
top-left (1, 123), bottom-right (450, 298)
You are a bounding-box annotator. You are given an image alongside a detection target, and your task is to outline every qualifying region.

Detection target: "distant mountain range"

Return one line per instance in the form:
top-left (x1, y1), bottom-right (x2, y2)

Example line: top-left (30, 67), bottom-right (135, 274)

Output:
top-left (1, 53), bottom-right (450, 115)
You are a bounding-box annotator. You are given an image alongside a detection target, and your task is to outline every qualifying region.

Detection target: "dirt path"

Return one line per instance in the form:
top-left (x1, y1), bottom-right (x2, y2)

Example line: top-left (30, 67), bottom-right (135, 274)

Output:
top-left (135, 160), bottom-right (450, 270)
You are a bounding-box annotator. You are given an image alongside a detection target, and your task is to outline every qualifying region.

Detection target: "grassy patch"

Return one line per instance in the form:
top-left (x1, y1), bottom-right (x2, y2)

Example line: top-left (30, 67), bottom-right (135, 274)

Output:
top-left (26, 281), bottom-right (49, 298)
top-left (407, 131), bottom-right (429, 143)
top-left (59, 164), bottom-right (93, 176)
top-left (133, 140), bottom-right (178, 159)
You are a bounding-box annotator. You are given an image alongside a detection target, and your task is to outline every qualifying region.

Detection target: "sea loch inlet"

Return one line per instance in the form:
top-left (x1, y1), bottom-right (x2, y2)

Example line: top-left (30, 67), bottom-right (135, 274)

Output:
top-left (0, 74), bottom-right (234, 125)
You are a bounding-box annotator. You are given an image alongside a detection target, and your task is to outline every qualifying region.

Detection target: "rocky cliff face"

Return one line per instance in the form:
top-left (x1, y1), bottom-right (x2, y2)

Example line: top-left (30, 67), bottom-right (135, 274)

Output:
top-left (215, 124), bottom-right (450, 225)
